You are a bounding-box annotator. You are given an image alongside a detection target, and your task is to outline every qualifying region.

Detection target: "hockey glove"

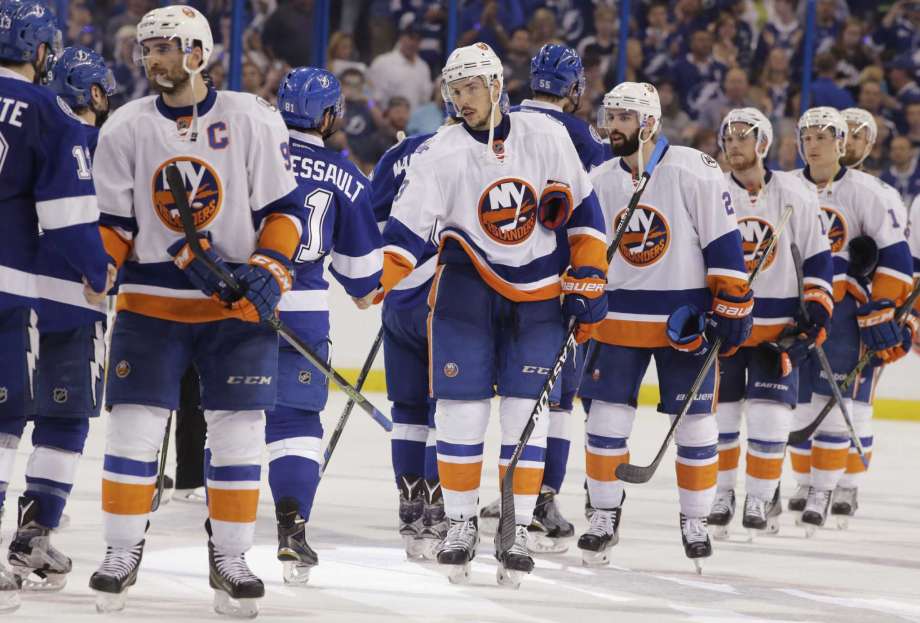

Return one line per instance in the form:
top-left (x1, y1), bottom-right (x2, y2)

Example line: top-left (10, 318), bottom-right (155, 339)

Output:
top-left (537, 181), bottom-right (574, 231)
top-left (856, 299), bottom-right (902, 362)
top-left (847, 235), bottom-right (879, 279)
top-left (561, 266), bottom-right (607, 344)
top-left (706, 289), bottom-right (754, 357)
top-left (762, 325), bottom-right (821, 379)
top-left (168, 232), bottom-right (230, 297)
top-left (869, 311), bottom-right (919, 366)
top-left (666, 304), bottom-right (710, 356)
top-left (222, 248), bottom-right (293, 323)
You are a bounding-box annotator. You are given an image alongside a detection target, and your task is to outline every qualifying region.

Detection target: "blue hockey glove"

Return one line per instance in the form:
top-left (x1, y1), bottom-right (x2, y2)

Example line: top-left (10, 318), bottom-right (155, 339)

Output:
top-left (706, 289), bottom-right (754, 357)
top-left (666, 304), bottom-right (710, 356)
top-left (856, 299), bottom-right (902, 361)
top-left (561, 266), bottom-right (607, 343)
top-left (222, 248), bottom-right (294, 323)
top-left (168, 232), bottom-right (230, 297)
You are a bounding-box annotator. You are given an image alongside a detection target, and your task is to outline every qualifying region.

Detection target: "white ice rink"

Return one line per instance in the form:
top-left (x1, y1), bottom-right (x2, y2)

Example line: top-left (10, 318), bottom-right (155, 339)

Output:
top-left (3, 395), bottom-right (920, 622)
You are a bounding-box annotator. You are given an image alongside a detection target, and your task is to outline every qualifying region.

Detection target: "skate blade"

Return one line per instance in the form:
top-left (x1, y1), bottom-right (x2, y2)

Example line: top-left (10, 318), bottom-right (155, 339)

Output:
top-left (692, 559), bottom-right (703, 575)
top-left (94, 589), bottom-right (128, 613)
top-left (708, 524), bottom-right (730, 541)
top-left (282, 561), bottom-right (314, 585)
top-left (17, 573), bottom-right (66, 592)
top-left (478, 517), bottom-right (498, 536)
top-left (442, 562), bottom-right (471, 585)
top-left (403, 535), bottom-right (427, 560)
top-left (580, 548), bottom-right (610, 567)
top-left (420, 538), bottom-right (442, 562)
top-left (835, 516), bottom-right (849, 530)
top-left (765, 518), bottom-right (781, 536)
top-left (526, 532), bottom-right (568, 555)
top-left (804, 524), bottom-right (818, 538)
top-left (213, 590), bottom-right (260, 619)
top-left (496, 566), bottom-right (526, 589)
top-left (0, 590), bottom-right (21, 614)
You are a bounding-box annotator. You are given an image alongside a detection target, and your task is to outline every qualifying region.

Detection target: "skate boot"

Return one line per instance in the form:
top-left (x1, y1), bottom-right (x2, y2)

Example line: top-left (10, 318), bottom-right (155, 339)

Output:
top-left (276, 497), bottom-right (318, 585)
top-left (495, 524), bottom-right (534, 589)
top-left (436, 517), bottom-right (478, 584)
top-left (800, 487), bottom-right (832, 537)
top-left (706, 489), bottom-right (735, 540)
top-left (89, 540), bottom-right (145, 613)
top-left (788, 483), bottom-right (809, 512)
top-left (527, 486), bottom-right (573, 554)
top-left (6, 496), bottom-right (71, 591)
top-left (209, 538), bottom-right (264, 617)
top-left (680, 514), bottom-right (712, 574)
top-left (479, 498), bottom-right (500, 535)
top-left (831, 486), bottom-right (858, 530)
top-left (397, 474), bottom-right (425, 559)
top-left (742, 487), bottom-right (782, 539)
top-left (577, 503), bottom-right (622, 567)
top-left (419, 479), bottom-right (447, 561)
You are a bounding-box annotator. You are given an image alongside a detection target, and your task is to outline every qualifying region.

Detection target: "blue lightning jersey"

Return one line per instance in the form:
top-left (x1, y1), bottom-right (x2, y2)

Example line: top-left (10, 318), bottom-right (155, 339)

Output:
top-left (371, 131), bottom-right (439, 310)
top-left (0, 68), bottom-right (109, 313)
top-left (513, 99), bottom-right (607, 172)
top-left (279, 130), bottom-right (382, 335)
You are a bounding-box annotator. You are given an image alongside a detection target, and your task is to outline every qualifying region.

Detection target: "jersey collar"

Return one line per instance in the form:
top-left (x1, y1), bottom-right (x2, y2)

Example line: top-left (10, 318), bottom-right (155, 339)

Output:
top-left (463, 112), bottom-right (511, 145)
top-left (288, 129), bottom-right (324, 147)
top-left (802, 164), bottom-right (847, 184)
top-left (0, 67), bottom-right (30, 82)
top-left (155, 87), bottom-right (217, 121)
top-left (729, 167), bottom-right (773, 190)
top-left (520, 98), bottom-right (563, 113)
top-left (617, 143), bottom-right (671, 175)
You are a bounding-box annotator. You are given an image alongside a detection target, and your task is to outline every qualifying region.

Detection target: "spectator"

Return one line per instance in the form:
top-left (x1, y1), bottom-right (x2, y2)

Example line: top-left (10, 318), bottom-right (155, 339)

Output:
top-left (642, 1), bottom-right (674, 82)
top-left (698, 67), bottom-right (759, 132)
top-left (367, 23), bottom-right (433, 111)
top-left (772, 134), bottom-right (800, 171)
top-left (610, 38), bottom-right (646, 86)
top-left (529, 8), bottom-right (561, 51)
top-left (691, 127), bottom-right (720, 161)
top-left (832, 18), bottom-right (877, 89)
top-left (327, 31), bottom-right (367, 77)
top-left (458, 0), bottom-right (523, 55)
top-left (752, 0), bottom-right (801, 75)
top-left (340, 67), bottom-right (385, 170)
top-left (810, 52), bottom-right (855, 109)
top-left (710, 13), bottom-right (743, 69)
top-left (881, 135), bottom-right (920, 205)
top-left (577, 5), bottom-right (617, 77)
top-left (356, 96), bottom-right (412, 175)
top-left (503, 28), bottom-right (533, 105)
top-left (905, 101), bottom-right (920, 149)
top-left (670, 28), bottom-right (728, 119)
top-left (263, 0), bottom-right (315, 68)
top-left (872, 0), bottom-right (920, 58)
top-left (669, 0), bottom-right (708, 55)
top-left (67, 2), bottom-right (99, 51)
top-left (813, 0), bottom-right (843, 54)
top-left (657, 79), bottom-right (696, 145)
top-left (103, 0), bottom-right (154, 58)
top-left (760, 47), bottom-right (793, 122)
top-left (408, 79), bottom-right (446, 135)
top-left (886, 56), bottom-right (920, 109)
top-left (206, 62), bottom-right (227, 91)
top-left (391, 1), bottom-right (447, 73)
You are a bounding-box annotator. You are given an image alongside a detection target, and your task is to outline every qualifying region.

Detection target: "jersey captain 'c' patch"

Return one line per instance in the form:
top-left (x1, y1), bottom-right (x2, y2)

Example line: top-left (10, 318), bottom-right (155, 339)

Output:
top-left (737, 216), bottom-right (778, 273)
top-left (819, 206), bottom-right (848, 253)
top-left (478, 177), bottom-right (538, 245)
top-left (152, 157), bottom-right (224, 233)
top-left (615, 204), bottom-right (670, 267)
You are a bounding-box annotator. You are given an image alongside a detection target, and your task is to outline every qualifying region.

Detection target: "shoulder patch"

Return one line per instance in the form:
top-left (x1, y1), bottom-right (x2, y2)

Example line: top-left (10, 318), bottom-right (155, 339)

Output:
top-left (256, 96), bottom-right (277, 111)
top-left (589, 124), bottom-right (604, 144)
top-left (56, 96), bottom-right (82, 123)
top-left (701, 152), bottom-right (719, 168)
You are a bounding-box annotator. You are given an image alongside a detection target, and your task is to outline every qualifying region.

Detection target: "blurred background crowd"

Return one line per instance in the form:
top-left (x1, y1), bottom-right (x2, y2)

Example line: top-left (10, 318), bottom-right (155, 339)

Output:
top-left (64, 0), bottom-right (920, 206)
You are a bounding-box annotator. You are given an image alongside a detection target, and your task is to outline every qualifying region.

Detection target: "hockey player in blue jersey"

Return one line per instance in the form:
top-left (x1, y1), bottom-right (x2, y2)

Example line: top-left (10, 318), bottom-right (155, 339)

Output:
top-left (0, 1), bottom-right (114, 611)
top-left (270, 67), bottom-right (383, 584)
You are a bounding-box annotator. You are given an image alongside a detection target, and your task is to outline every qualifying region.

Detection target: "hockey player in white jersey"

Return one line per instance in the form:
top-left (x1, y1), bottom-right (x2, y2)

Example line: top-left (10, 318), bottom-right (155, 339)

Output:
top-left (579, 83), bottom-right (751, 570)
top-left (788, 107), bottom-right (913, 535)
top-left (707, 108), bottom-right (833, 540)
top-left (840, 108), bottom-right (877, 171)
top-left (374, 42), bottom-right (610, 586)
top-left (87, 6), bottom-right (304, 616)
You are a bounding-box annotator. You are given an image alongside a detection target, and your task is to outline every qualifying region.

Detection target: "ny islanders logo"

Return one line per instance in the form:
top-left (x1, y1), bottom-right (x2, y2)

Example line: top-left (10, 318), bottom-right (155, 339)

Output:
top-left (478, 178), bottom-right (538, 245)
top-left (737, 216), bottom-right (778, 273)
top-left (152, 157), bottom-right (223, 233)
top-left (818, 206), bottom-right (847, 252)
top-left (614, 204), bottom-right (670, 267)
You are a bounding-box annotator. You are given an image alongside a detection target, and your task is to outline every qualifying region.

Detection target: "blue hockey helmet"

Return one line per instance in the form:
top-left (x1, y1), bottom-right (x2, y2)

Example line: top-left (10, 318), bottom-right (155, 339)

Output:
top-left (530, 44), bottom-right (585, 101)
top-left (46, 46), bottom-right (116, 108)
top-left (0, 0), bottom-right (62, 64)
top-left (277, 67), bottom-right (343, 130)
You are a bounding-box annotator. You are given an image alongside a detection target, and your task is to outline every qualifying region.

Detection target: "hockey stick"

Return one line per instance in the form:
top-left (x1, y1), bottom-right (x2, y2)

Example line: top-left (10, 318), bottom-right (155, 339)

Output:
top-left (496, 137), bottom-right (669, 557)
top-left (321, 327), bottom-right (384, 475)
top-left (150, 411), bottom-right (173, 512)
top-left (789, 243), bottom-right (868, 468)
top-left (615, 203), bottom-right (795, 484)
top-left (788, 279), bottom-right (920, 444)
top-left (164, 164), bottom-right (392, 432)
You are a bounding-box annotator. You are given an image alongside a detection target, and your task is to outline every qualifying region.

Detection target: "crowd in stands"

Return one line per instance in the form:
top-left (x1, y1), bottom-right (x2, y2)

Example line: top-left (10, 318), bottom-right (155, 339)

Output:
top-left (65, 0), bottom-right (920, 205)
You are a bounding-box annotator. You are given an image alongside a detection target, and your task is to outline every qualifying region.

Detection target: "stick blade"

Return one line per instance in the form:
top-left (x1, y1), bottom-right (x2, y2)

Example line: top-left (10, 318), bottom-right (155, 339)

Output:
top-left (614, 462), bottom-right (655, 484)
top-left (495, 473), bottom-right (516, 556)
top-left (787, 426), bottom-right (814, 446)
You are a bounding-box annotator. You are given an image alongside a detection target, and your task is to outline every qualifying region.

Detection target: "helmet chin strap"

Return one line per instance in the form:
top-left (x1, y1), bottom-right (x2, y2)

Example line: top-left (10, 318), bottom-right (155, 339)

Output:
top-left (486, 80), bottom-right (501, 163)
top-left (182, 50), bottom-right (203, 142)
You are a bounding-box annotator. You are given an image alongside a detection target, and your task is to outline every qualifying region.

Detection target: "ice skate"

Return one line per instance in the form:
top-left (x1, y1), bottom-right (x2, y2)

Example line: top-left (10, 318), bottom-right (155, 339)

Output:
top-left (788, 483), bottom-right (809, 513)
top-left (706, 489), bottom-right (735, 540)
top-left (397, 474), bottom-right (425, 559)
top-left (209, 539), bottom-right (264, 618)
top-left (478, 498), bottom-right (500, 535)
top-left (89, 540), bottom-right (145, 613)
top-left (742, 487), bottom-right (781, 539)
top-left (437, 517), bottom-right (478, 584)
top-left (800, 487), bottom-right (832, 537)
top-left (577, 505), bottom-right (622, 567)
top-left (495, 525), bottom-right (534, 589)
top-left (419, 479), bottom-right (447, 561)
top-left (527, 486), bottom-right (573, 554)
top-left (680, 514), bottom-right (712, 574)
top-left (831, 486), bottom-right (858, 530)
top-left (7, 496), bottom-right (71, 591)
top-left (276, 497), bottom-right (318, 585)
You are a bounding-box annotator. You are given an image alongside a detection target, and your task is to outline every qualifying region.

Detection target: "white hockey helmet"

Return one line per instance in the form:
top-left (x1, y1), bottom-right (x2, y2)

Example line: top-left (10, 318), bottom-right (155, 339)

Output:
top-left (798, 106), bottom-right (847, 160)
top-left (841, 107), bottom-right (878, 145)
top-left (718, 107), bottom-right (773, 160)
top-left (440, 42), bottom-right (503, 105)
top-left (136, 5), bottom-right (213, 76)
top-left (599, 82), bottom-right (661, 138)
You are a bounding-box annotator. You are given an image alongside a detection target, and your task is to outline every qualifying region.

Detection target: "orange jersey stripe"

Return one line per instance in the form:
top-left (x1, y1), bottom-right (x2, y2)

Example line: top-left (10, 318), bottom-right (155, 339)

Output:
top-left (676, 462), bottom-right (718, 491)
top-left (718, 446), bottom-right (741, 471)
top-left (438, 460), bottom-right (483, 492)
top-left (811, 446), bottom-right (848, 471)
top-left (498, 465), bottom-right (544, 495)
top-left (426, 265), bottom-right (445, 398)
top-left (872, 272), bottom-right (912, 306)
top-left (706, 274), bottom-right (748, 299)
top-left (258, 214), bottom-right (300, 259)
top-left (116, 292), bottom-right (243, 324)
top-left (100, 226), bottom-right (132, 269)
top-left (207, 488), bottom-right (260, 523)
top-left (382, 251), bottom-right (415, 294)
top-left (101, 480), bottom-right (155, 515)
top-left (746, 453), bottom-right (783, 481)
top-left (743, 323), bottom-right (792, 347)
top-left (593, 318), bottom-right (667, 347)
top-left (585, 451), bottom-right (630, 482)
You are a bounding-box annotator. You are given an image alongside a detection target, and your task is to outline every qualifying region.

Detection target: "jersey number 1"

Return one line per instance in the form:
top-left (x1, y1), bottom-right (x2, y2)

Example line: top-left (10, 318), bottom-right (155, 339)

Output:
top-left (72, 145), bottom-right (92, 180)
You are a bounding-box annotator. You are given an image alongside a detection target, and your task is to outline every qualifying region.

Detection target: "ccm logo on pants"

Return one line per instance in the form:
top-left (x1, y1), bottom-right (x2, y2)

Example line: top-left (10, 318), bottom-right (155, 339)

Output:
top-left (521, 365), bottom-right (550, 375)
top-left (226, 376), bottom-right (273, 385)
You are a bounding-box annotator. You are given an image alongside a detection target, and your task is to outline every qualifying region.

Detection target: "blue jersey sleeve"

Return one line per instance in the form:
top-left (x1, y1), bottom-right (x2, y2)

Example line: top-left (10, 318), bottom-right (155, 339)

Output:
top-left (329, 178), bottom-right (383, 298)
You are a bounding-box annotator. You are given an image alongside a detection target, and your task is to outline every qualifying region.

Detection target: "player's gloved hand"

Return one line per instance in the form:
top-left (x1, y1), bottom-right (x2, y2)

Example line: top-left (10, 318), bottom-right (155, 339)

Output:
top-left (762, 324), bottom-right (822, 378)
top-left (168, 232), bottom-right (230, 297)
top-left (798, 287), bottom-right (833, 332)
top-left (869, 311), bottom-right (919, 366)
top-left (706, 289), bottom-right (754, 357)
top-left (561, 266), bottom-right (607, 343)
top-left (222, 248), bottom-right (293, 323)
top-left (537, 181), bottom-right (574, 231)
top-left (856, 299), bottom-right (902, 362)
top-left (666, 304), bottom-right (710, 356)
